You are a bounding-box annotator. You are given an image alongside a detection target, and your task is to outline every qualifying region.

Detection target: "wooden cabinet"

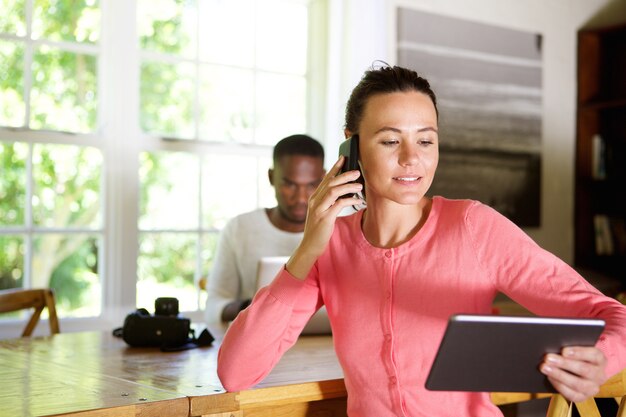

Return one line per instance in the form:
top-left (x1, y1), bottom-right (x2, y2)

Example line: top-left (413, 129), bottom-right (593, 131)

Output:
top-left (575, 23), bottom-right (626, 283)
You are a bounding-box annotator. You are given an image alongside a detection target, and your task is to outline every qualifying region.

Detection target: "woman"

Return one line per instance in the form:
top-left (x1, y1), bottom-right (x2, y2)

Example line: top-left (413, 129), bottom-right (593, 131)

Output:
top-left (217, 64), bottom-right (626, 416)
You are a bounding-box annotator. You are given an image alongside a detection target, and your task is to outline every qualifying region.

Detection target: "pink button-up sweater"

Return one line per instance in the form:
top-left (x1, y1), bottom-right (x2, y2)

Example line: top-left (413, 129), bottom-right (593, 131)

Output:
top-left (217, 197), bottom-right (626, 417)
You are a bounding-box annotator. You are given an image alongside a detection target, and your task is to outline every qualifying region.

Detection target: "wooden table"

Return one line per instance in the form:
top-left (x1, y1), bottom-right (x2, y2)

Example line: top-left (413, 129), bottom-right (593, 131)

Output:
top-left (0, 330), bottom-right (347, 417)
top-left (11, 327), bottom-right (619, 417)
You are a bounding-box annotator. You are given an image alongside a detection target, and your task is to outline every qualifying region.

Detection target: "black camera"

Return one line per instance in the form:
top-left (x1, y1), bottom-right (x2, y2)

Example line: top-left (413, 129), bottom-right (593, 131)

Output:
top-left (154, 297), bottom-right (179, 316)
top-left (121, 297), bottom-right (192, 348)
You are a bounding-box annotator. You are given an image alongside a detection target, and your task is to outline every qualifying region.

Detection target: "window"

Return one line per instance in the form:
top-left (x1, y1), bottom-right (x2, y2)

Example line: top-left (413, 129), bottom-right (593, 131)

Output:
top-left (137, 151), bottom-right (274, 311)
top-left (0, 0), bottom-right (103, 319)
top-left (137, 0), bottom-right (308, 143)
top-left (135, 0), bottom-right (313, 312)
top-left (0, 0), bottom-right (325, 328)
top-left (0, 0), bottom-right (99, 132)
top-left (0, 141), bottom-right (103, 318)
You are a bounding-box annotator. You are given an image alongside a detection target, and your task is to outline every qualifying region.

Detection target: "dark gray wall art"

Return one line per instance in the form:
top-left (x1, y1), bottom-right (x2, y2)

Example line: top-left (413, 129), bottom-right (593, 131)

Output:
top-left (397, 8), bottom-right (542, 226)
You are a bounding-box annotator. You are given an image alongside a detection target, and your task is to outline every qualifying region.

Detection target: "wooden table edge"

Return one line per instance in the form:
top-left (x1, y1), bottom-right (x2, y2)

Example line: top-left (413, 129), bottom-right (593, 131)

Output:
top-left (189, 378), bottom-right (347, 416)
top-left (45, 397), bottom-right (190, 417)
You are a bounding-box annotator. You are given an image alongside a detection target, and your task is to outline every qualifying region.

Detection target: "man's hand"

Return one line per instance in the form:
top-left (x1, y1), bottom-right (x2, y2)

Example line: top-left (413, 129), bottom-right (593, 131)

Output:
top-left (221, 299), bottom-right (251, 322)
top-left (540, 346), bottom-right (608, 402)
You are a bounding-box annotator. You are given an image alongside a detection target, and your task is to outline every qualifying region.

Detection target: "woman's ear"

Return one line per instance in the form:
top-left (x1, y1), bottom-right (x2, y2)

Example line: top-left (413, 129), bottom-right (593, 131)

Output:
top-left (344, 129), bottom-right (352, 139)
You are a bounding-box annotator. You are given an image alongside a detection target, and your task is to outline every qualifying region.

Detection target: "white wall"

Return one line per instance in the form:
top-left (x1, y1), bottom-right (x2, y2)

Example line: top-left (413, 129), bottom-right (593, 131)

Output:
top-left (326, 0), bottom-right (626, 263)
top-left (323, 0), bottom-right (390, 155)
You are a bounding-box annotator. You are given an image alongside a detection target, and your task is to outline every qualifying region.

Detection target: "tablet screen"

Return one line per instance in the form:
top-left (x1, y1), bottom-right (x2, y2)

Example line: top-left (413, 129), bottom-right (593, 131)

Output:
top-left (425, 314), bottom-right (605, 393)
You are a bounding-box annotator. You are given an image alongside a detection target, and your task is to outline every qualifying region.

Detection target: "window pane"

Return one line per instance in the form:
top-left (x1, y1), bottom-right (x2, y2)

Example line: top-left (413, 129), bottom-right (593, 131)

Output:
top-left (201, 232), bottom-right (219, 278)
top-left (30, 46), bottom-right (98, 132)
top-left (137, 232), bottom-right (198, 312)
top-left (32, 0), bottom-right (100, 43)
top-left (0, 142), bottom-right (27, 226)
top-left (0, 235), bottom-right (24, 291)
top-left (138, 0), bottom-right (196, 57)
top-left (199, 65), bottom-right (254, 142)
top-left (139, 151), bottom-right (199, 230)
top-left (202, 154), bottom-right (259, 229)
top-left (140, 61), bottom-right (194, 138)
top-left (0, 40), bottom-right (25, 127)
top-left (198, 0), bottom-right (254, 67)
top-left (32, 144), bottom-right (102, 228)
top-left (256, 0), bottom-right (307, 74)
top-left (255, 72), bottom-right (306, 145)
top-left (0, 0), bottom-right (26, 36)
top-left (199, 231), bottom-right (219, 309)
top-left (33, 234), bottom-right (101, 318)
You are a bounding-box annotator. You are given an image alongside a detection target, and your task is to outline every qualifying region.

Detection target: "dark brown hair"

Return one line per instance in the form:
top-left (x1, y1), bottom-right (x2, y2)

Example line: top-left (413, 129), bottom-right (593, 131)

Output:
top-left (344, 63), bottom-right (438, 134)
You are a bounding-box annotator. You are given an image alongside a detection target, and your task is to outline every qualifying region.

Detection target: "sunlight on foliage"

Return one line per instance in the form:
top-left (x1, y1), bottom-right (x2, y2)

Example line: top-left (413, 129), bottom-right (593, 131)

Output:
top-left (34, 234), bottom-right (101, 317)
top-left (0, 142), bottom-right (104, 318)
top-left (30, 47), bottom-right (97, 132)
top-left (199, 66), bottom-right (254, 142)
top-left (138, 0), bottom-right (195, 56)
top-left (0, 236), bottom-right (24, 291)
top-left (32, 0), bottom-right (100, 43)
top-left (139, 151), bottom-right (199, 230)
top-left (0, 0), bottom-right (311, 318)
top-left (0, 0), bottom-right (26, 35)
top-left (138, 0), bottom-right (308, 142)
top-left (137, 232), bottom-right (197, 311)
top-left (0, 142), bottom-right (27, 226)
top-left (0, 40), bottom-right (25, 127)
top-left (32, 144), bottom-right (102, 228)
top-left (140, 61), bottom-right (194, 137)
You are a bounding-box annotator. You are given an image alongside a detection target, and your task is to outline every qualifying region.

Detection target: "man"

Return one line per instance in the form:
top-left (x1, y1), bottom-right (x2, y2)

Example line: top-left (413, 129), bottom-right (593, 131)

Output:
top-left (204, 134), bottom-right (326, 325)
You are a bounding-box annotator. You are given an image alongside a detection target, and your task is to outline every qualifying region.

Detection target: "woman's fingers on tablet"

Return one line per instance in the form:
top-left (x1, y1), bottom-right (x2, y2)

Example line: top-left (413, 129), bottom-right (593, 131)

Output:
top-left (540, 347), bottom-right (607, 402)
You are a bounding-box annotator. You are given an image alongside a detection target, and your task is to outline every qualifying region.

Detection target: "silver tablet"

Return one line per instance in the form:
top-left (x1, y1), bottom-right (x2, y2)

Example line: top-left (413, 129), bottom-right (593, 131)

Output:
top-left (425, 314), bottom-right (605, 393)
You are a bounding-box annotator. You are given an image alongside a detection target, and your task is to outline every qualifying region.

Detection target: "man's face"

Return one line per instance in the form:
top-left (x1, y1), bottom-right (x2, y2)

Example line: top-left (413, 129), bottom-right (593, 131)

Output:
top-left (269, 155), bottom-right (325, 224)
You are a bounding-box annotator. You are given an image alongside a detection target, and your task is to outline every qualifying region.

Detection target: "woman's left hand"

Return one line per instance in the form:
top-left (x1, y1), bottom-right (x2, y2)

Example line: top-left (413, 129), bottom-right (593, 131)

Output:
top-left (540, 346), bottom-right (607, 402)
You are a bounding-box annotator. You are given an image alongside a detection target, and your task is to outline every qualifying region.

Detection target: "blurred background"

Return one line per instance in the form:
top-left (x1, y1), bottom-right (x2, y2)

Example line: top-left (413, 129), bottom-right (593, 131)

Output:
top-left (0, 0), bottom-right (625, 336)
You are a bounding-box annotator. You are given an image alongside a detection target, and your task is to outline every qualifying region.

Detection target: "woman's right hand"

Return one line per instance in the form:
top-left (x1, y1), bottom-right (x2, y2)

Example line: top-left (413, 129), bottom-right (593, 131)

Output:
top-left (286, 156), bottom-right (363, 279)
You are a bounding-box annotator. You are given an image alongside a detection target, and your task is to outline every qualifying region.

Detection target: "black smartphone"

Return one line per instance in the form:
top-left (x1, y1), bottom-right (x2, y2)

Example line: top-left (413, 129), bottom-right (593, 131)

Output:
top-left (338, 134), bottom-right (360, 174)
top-left (338, 135), bottom-right (360, 198)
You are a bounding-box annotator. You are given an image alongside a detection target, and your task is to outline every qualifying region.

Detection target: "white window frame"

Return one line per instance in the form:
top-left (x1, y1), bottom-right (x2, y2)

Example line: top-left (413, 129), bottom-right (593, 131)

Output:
top-left (0, 0), bottom-right (328, 336)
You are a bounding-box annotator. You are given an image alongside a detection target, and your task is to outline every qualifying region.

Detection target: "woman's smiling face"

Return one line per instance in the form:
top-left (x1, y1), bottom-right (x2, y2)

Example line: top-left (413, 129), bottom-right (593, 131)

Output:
top-left (357, 90), bottom-right (439, 206)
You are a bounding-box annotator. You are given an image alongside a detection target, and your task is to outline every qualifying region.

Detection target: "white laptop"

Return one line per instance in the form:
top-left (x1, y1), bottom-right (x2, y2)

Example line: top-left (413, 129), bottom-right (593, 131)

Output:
top-left (256, 256), bottom-right (332, 335)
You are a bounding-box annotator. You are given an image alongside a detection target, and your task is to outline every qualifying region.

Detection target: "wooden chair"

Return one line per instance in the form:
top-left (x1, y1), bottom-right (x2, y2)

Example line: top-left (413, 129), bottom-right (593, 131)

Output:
top-left (491, 368), bottom-right (626, 417)
top-left (0, 288), bottom-right (60, 336)
top-left (546, 368), bottom-right (626, 417)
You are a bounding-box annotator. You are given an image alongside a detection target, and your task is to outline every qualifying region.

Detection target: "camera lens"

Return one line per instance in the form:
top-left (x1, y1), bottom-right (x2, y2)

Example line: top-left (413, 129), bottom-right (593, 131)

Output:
top-left (154, 297), bottom-right (179, 316)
